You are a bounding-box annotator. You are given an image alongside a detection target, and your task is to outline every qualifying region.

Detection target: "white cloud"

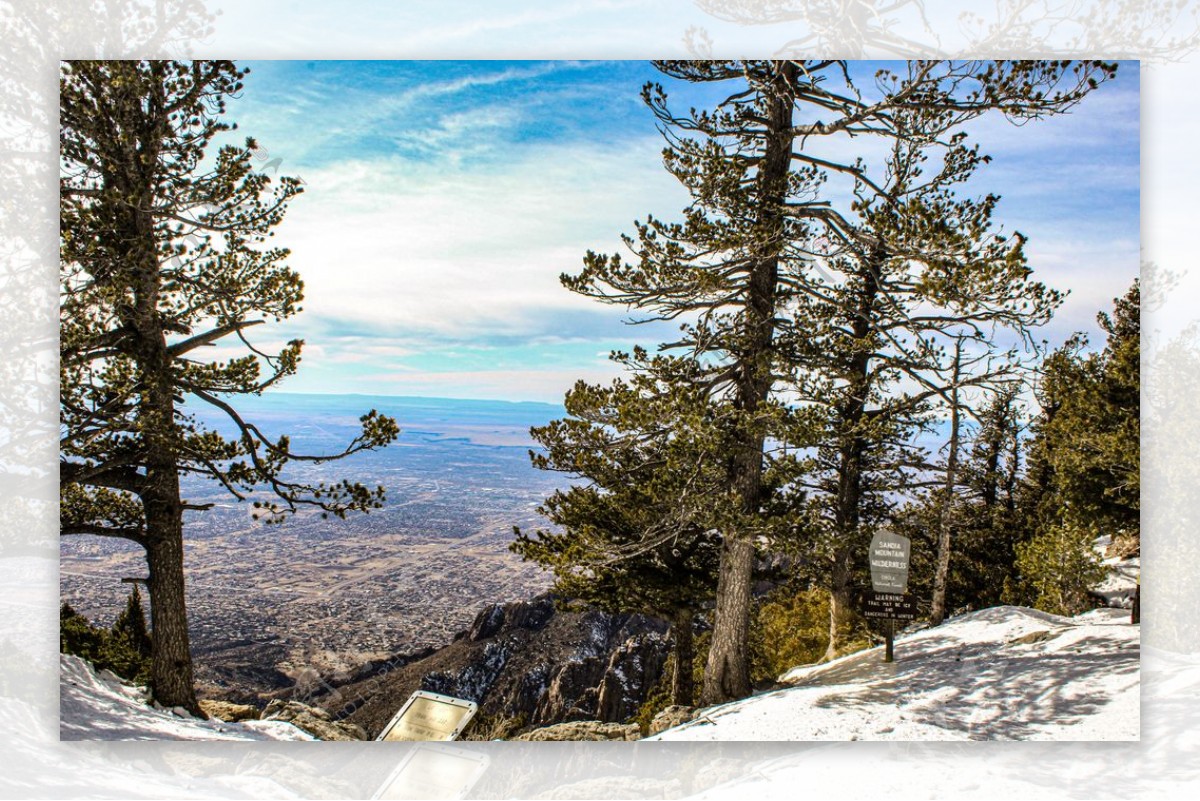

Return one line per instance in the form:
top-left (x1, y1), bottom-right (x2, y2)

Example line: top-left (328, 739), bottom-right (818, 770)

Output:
top-left (275, 137), bottom-right (686, 344)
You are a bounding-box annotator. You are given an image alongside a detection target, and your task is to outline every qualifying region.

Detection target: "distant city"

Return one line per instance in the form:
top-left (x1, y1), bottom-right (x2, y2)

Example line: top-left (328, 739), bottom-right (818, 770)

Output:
top-left (60, 394), bottom-right (571, 700)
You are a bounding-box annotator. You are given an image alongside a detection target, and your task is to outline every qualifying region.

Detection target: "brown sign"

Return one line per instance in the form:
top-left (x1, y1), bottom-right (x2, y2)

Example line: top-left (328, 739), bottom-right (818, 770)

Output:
top-left (863, 591), bottom-right (917, 620)
top-left (377, 690), bottom-right (478, 741)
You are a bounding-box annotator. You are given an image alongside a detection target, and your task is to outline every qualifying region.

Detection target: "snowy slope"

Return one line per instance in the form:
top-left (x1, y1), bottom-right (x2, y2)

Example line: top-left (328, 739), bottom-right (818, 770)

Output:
top-left (59, 655), bottom-right (313, 741)
top-left (650, 605), bottom-right (1138, 742)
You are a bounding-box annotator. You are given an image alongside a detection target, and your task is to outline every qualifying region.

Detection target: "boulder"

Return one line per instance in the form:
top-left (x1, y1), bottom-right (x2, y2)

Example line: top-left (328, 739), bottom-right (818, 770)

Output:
top-left (648, 705), bottom-right (697, 736)
top-left (534, 656), bottom-right (608, 723)
top-left (515, 720), bottom-right (640, 741)
top-left (199, 699), bottom-right (261, 722)
top-left (262, 699), bottom-right (367, 741)
top-left (595, 634), bottom-right (669, 722)
top-left (467, 604), bottom-right (507, 641)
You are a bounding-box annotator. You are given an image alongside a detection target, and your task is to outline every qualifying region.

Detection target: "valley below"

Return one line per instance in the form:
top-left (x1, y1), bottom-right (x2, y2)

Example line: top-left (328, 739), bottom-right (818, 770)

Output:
top-left (59, 394), bottom-right (568, 702)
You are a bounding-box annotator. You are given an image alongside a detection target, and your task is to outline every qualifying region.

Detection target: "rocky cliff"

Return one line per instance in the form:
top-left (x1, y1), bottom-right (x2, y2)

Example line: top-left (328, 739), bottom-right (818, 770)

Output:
top-left (315, 595), bottom-right (672, 738)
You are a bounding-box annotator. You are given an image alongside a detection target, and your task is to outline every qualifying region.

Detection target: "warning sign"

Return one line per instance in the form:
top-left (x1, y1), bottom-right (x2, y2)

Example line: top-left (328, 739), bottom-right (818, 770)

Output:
top-left (863, 591), bottom-right (917, 621)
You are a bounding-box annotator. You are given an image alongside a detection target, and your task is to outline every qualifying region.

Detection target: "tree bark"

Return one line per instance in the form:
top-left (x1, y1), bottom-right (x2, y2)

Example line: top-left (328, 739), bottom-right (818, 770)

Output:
top-left (125, 81), bottom-right (199, 713)
top-left (823, 245), bottom-right (883, 661)
top-left (670, 609), bottom-right (695, 706)
top-left (144, 528), bottom-right (199, 713)
top-left (930, 343), bottom-right (963, 627)
top-left (700, 63), bottom-right (796, 706)
top-left (702, 537), bottom-right (757, 703)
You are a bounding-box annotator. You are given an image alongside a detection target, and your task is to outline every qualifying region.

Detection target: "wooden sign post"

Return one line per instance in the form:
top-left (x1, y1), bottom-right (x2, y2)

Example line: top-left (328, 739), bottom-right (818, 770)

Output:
top-left (867, 532), bottom-right (912, 663)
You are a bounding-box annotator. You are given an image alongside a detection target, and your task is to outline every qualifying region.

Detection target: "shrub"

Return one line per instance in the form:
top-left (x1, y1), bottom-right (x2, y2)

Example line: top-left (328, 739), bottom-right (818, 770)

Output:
top-left (1006, 525), bottom-right (1108, 616)
top-left (60, 593), bottom-right (152, 684)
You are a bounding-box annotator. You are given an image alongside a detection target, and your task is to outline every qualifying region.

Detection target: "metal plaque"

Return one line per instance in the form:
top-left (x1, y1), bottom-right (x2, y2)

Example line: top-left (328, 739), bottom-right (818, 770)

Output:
top-left (863, 591), bottom-right (917, 620)
top-left (377, 691), bottom-right (478, 742)
top-left (869, 531), bottom-right (911, 593)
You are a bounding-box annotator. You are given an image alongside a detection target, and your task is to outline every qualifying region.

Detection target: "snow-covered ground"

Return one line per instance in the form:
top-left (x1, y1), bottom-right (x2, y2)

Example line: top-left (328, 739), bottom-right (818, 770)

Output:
top-left (59, 655), bottom-right (312, 741)
top-left (58, 604), bottom-right (1139, 744)
top-left (650, 605), bottom-right (1139, 742)
top-left (1094, 536), bottom-right (1140, 608)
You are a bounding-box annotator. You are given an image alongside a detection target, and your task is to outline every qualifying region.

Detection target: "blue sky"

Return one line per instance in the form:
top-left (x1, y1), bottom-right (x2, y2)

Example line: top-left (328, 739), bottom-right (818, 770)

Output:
top-left (215, 60), bottom-right (1140, 403)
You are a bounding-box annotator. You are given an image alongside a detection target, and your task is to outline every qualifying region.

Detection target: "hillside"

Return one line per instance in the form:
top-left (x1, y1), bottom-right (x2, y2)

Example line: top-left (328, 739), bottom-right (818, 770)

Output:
top-left (59, 603), bottom-right (1138, 743)
top-left (649, 605), bottom-right (1138, 742)
top-left (326, 594), bottom-right (671, 737)
top-left (59, 655), bottom-right (311, 741)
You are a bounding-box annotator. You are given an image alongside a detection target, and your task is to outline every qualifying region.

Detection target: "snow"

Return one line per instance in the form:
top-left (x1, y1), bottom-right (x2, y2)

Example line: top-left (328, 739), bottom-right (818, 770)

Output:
top-left (59, 655), bottom-right (313, 741)
top-left (1096, 556), bottom-right (1140, 608)
top-left (649, 605), bottom-right (1138, 742)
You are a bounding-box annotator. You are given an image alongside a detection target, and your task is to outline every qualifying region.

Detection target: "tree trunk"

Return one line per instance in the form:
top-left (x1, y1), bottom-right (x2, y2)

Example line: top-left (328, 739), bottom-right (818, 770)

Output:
top-left (826, 547), bottom-right (856, 661)
top-left (670, 609), bottom-right (695, 706)
top-left (930, 344), bottom-right (963, 627)
top-left (137, 275), bottom-right (201, 712)
top-left (126, 95), bottom-right (199, 712)
top-left (823, 245), bottom-right (883, 661)
top-left (701, 537), bottom-right (757, 704)
top-left (145, 529), bottom-right (199, 713)
top-left (701, 62), bottom-right (796, 706)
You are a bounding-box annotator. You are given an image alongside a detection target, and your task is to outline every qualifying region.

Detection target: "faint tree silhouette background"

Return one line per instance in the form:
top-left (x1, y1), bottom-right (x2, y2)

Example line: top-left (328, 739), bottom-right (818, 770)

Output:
top-left (0, 0), bottom-right (1195, 796)
top-left (688, 0), bottom-right (1198, 59)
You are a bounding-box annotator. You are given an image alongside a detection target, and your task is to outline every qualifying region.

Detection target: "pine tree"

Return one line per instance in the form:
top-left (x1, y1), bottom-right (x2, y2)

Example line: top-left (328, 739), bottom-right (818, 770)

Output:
top-left (543, 59), bottom-right (1118, 702)
top-left (514, 378), bottom-right (724, 705)
top-left (59, 61), bottom-right (399, 712)
top-left (112, 585), bottom-right (152, 663)
top-left (1006, 280), bottom-right (1140, 613)
top-left (778, 68), bottom-right (1115, 653)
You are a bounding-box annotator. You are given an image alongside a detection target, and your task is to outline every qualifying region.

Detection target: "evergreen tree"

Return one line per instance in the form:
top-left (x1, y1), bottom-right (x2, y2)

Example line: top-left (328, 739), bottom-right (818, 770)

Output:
top-left (955, 384), bottom-right (1026, 608)
top-left (112, 585), bottom-right (152, 663)
top-left (1046, 280), bottom-right (1140, 540)
top-left (897, 382), bottom-right (1026, 618)
top-left (1009, 525), bottom-right (1107, 616)
top-left (59, 61), bottom-right (399, 712)
top-left (60, 600), bottom-right (153, 683)
top-left (778, 69), bottom-right (1113, 653)
top-left (1006, 280), bottom-right (1140, 613)
top-left (514, 379), bottom-right (723, 706)
top-left (541, 59), bottom-right (1117, 702)
top-left (60, 602), bottom-right (105, 666)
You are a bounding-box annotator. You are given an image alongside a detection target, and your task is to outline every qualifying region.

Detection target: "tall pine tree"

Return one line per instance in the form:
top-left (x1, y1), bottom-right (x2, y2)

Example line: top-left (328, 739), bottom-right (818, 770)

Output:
top-left (534, 59), bottom-right (1117, 702)
top-left (59, 61), bottom-right (399, 711)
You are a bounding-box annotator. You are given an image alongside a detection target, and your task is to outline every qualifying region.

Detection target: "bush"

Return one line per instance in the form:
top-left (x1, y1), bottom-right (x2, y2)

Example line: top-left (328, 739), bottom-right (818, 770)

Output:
top-left (1005, 525), bottom-right (1108, 616)
top-left (634, 659), bottom-right (677, 736)
top-left (60, 593), bottom-right (152, 684)
top-left (749, 586), bottom-right (831, 683)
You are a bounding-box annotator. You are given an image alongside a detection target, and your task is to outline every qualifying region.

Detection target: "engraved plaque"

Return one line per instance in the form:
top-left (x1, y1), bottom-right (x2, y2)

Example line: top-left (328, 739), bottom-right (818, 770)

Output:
top-left (377, 691), bottom-right (478, 742)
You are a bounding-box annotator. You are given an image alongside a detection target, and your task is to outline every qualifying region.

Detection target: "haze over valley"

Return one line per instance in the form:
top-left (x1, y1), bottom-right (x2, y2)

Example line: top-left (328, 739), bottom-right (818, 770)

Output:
top-left (59, 394), bottom-right (569, 700)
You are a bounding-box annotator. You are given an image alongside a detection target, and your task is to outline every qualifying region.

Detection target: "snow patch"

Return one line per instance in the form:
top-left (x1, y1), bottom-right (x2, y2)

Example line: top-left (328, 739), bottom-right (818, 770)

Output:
top-left (59, 655), bottom-right (312, 741)
top-left (649, 605), bottom-right (1138, 742)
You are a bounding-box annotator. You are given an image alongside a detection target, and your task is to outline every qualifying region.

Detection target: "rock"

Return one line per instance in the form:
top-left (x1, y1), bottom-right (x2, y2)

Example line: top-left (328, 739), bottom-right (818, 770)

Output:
top-left (332, 595), bottom-right (672, 737)
top-left (595, 633), bottom-right (669, 723)
top-left (648, 705), bottom-right (697, 736)
top-left (199, 699), bottom-right (261, 722)
top-left (504, 596), bottom-right (556, 631)
top-left (426, 640), bottom-right (511, 704)
top-left (1009, 630), bottom-right (1061, 646)
top-left (262, 699), bottom-right (366, 741)
top-left (534, 656), bottom-right (609, 723)
top-left (515, 721), bottom-right (640, 741)
top-left (468, 604), bottom-right (507, 641)
top-left (1106, 533), bottom-right (1140, 559)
